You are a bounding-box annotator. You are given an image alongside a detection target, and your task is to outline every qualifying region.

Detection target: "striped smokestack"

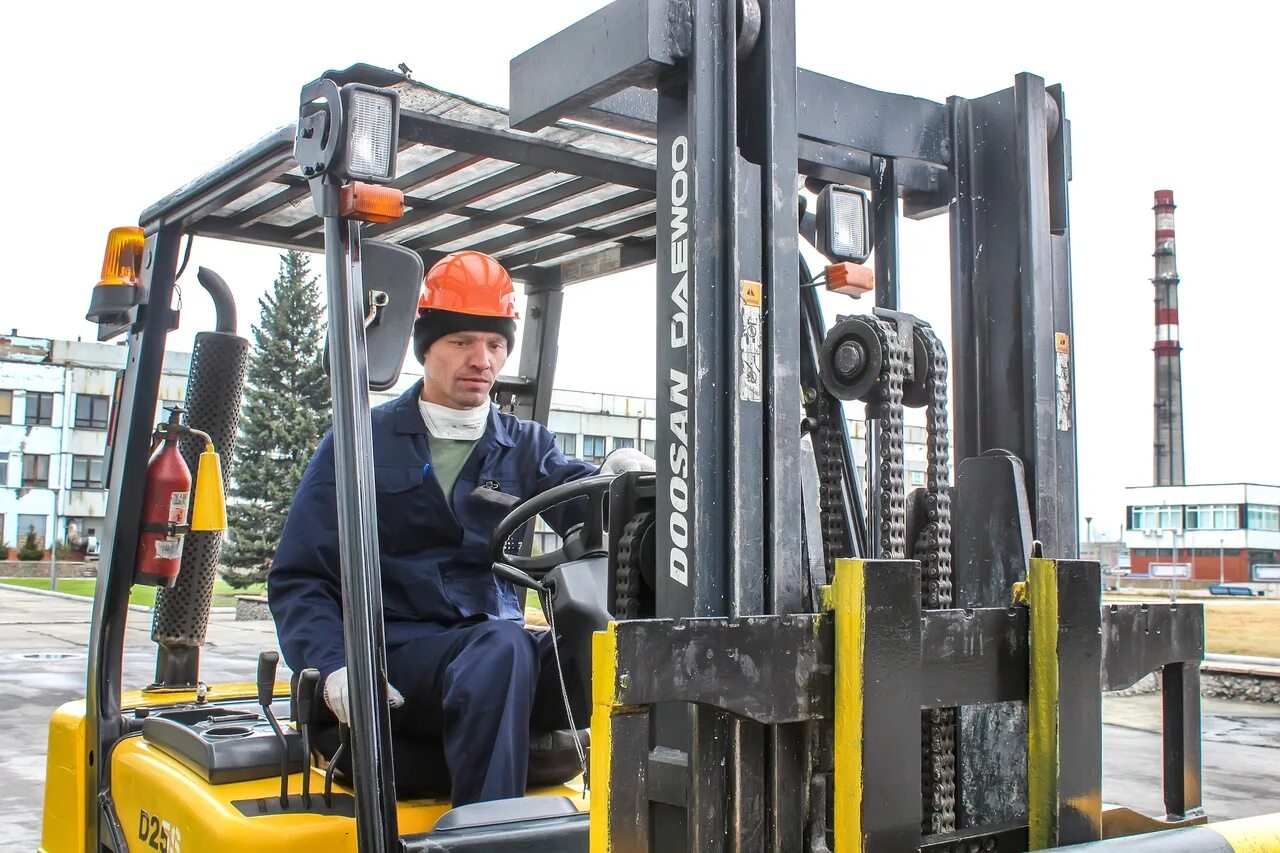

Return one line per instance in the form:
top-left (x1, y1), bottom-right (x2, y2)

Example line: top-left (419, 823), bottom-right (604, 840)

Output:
top-left (1152, 189), bottom-right (1185, 486)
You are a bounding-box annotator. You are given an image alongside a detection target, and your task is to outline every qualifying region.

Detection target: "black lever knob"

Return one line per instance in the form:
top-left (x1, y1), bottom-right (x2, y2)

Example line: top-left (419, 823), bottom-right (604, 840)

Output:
top-left (492, 561), bottom-right (547, 593)
top-left (257, 650), bottom-right (279, 708)
top-left (296, 668), bottom-right (321, 725)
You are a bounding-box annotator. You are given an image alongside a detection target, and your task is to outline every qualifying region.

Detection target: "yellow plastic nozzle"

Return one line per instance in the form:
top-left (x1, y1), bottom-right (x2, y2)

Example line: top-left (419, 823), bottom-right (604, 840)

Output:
top-left (190, 443), bottom-right (227, 532)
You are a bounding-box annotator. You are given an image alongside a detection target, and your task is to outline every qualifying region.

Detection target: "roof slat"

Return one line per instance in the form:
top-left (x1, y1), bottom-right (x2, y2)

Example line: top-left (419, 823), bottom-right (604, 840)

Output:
top-left (498, 212), bottom-right (656, 271)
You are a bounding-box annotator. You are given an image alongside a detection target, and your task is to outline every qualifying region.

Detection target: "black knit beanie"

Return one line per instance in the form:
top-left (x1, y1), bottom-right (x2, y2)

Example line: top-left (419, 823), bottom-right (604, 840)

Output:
top-left (413, 308), bottom-right (518, 363)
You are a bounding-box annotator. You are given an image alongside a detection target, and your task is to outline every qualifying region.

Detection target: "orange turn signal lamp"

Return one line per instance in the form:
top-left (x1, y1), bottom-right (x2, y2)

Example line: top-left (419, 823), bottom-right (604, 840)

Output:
top-left (98, 227), bottom-right (145, 287)
top-left (340, 182), bottom-right (405, 224)
top-left (86, 226), bottom-right (146, 324)
top-left (826, 262), bottom-right (874, 298)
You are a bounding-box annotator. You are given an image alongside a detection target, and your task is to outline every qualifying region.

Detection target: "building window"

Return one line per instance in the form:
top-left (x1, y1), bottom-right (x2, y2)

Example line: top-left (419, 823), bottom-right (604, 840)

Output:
top-left (71, 455), bottom-right (105, 490)
top-left (0, 389), bottom-right (12, 424)
top-left (17, 514), bottom-right (47, 548)
top-left (1185, 504), bottom-right (1238, 530)
top-left (909, 470), bottom-right (926, 487)
top-left (25, 392), bottom-right (55, 426)
top-left (555, 432), bottom-right (577, 457)
top-left (0, 451), bottom-right (7, 485)
top-left (75, 394), bottom-right (111, 429)
top-left (643, 439), bottom-right (656, 457)
top-left (21, 454), bottom-right (50, 487)
top-left (614, 437), bottom-right (635, 451)
top-left (582, 435), bottom-right (607, 463)
top-left (1247, 505), bottom-right (1280, 532)
top-left (1130, 505), bottom-right (1181, 530)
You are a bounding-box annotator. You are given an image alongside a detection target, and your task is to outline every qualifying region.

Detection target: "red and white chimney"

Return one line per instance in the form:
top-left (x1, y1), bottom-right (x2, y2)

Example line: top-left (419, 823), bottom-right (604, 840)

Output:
top-left (1152, 189), bottom-right (1185, 486)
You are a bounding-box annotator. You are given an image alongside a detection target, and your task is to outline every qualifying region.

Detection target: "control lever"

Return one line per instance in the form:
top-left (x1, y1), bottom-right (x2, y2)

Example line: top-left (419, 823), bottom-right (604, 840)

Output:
top-left (295, 668), bottom-right (321, 809)
top-left (257, 650), bottom-right (289, 809)
top-left (492, 561), bottom-right (547, 594)
top-left (325, 723), bottom-right (351, 808)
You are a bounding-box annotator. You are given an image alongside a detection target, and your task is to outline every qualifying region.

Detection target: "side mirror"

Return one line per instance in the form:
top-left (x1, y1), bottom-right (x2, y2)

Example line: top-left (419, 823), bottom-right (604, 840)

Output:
top-left (325, 240), bottom-right (424, 391)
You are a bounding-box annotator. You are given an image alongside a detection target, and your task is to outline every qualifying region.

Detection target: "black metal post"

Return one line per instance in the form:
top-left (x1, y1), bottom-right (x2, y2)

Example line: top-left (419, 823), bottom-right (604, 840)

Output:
top-left (873, 156), bottom-right (900, 312)
top-left (1056, 560), bottom-right (1103, 844)
top-left (84, 226), bottom-right (182, 852)
top-left (949, 75), bottom-right (1077, 827)
top-left (322, 208), bottom-right (398, 851)
top-left (1162, 661), bottom-right (1204, 821)
top-left (753, 1), bottom-right (805, 848)
top-left (513, 276), bottom-right (565, 425)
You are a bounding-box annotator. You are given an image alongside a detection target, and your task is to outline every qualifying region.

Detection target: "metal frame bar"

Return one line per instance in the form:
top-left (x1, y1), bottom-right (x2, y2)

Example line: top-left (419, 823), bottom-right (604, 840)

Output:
top-left (468, 189), bottom-right (653, 257)
top-left (754, 2), bottom-right (804, 848)
top-left (508, 0), bottom-right (688, 132)
top-left (356, 163), bottom-right (547, 241)
top-left (84, 226), bottom-right (184, 851)
top-left (398, 111), bottom-right (657, 190)
top-left (832, 558), bottom-right (923, 852)
top-left (403, 176), bottom-right (606, 251)
top-left (322, 207), bottom-right (399, 850)
top-left (140, 125), bottom-right (297, 230)
top-left (498, 212), bottom-right (655, 272)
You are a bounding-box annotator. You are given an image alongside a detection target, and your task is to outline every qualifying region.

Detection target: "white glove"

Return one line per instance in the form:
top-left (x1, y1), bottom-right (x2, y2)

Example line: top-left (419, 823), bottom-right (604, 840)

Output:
top-left (599, 448), bottom-right (656, 476)
top-left (323, 667), bottom-right (405, 726)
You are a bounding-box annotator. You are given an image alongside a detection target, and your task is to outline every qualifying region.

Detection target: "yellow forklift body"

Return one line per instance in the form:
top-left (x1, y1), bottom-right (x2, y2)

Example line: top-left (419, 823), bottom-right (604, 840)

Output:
top-left (42, 685), bottom-right (587, 852)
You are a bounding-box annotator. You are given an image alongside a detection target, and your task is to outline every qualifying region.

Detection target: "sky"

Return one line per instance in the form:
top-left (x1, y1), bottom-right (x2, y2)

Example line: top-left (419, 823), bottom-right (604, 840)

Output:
top-left (1, 0), bottom-right (1274, 542)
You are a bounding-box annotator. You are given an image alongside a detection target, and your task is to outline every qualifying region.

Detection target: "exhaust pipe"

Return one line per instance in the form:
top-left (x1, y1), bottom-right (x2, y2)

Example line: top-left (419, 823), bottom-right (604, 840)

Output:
top-left (149, 267), bottom-right (249, 688)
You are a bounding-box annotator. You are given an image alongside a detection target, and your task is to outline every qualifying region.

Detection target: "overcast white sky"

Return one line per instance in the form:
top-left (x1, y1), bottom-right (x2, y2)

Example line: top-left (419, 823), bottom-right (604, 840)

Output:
top-left (1, 1), bottom-right (1274, 542)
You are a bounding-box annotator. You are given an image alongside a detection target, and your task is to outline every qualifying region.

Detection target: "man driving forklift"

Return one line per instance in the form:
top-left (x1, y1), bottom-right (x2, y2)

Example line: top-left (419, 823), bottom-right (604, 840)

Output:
top-left (268, 249), bottom-right (652, 806)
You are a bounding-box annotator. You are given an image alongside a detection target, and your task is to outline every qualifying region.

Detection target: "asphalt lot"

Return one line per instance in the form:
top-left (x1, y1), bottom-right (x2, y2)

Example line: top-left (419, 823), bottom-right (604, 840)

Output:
top-left (4, 585), bottom-right (1279, 850)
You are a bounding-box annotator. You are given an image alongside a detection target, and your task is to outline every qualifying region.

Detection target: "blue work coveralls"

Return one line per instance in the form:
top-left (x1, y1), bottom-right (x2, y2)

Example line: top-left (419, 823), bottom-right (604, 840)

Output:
top-left (268, 380), bottom-right (597, 804)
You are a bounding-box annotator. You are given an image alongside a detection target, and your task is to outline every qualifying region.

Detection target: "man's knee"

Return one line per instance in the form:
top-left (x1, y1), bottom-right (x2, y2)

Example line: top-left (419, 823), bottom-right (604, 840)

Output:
top-left (447, 620), bottom-right (538, 690)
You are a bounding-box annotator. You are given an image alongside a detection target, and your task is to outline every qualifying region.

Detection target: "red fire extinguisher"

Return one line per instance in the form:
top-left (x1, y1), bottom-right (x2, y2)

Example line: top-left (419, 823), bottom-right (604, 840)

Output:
top-left (135, 408), bottom-right (193, 588)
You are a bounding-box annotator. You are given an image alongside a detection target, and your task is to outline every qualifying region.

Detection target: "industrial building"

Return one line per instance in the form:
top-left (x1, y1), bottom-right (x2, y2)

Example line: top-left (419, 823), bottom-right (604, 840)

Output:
top-left (1123, 483), bottom-right (1280, 583)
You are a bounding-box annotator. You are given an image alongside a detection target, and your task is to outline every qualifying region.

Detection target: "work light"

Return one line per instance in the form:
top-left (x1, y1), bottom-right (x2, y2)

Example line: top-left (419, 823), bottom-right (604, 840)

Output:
top-left (341, 85), bottom-right (398, 183)
top-left (295, 79), bottom-right (400, 185)
top-left (816, 184), bottom-right (871, 265)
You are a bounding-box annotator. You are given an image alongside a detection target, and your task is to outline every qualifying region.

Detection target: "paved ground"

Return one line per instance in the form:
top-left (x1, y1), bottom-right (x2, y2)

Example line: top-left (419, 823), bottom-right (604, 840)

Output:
top-left (4, 585), bottom-right (1279, 850)
top-left (1, 587), bottom-right (280, 851)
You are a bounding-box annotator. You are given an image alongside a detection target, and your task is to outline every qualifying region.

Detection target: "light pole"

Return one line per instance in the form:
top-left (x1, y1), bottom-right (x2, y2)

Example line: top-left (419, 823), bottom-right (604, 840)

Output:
top-left (1219, 537), bottom-right (1225, 584)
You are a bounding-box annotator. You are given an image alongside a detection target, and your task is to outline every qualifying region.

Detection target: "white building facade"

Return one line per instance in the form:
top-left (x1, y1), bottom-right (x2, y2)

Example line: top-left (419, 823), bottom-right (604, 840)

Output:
top-left (1123, 483), bottom-right (1280, 583)
top-left (0, 334), bottom-right (188, 555)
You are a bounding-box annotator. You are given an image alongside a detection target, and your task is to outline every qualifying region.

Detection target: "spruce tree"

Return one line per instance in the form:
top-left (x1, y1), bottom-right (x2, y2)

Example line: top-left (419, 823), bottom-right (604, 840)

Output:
top-left (222, 251), bottom-right (330, 587)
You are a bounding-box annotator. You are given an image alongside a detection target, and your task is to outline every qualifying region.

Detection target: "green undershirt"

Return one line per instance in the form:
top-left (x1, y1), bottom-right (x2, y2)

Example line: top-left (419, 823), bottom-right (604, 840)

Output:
top-left (427, 435), bottom-right (479, 502)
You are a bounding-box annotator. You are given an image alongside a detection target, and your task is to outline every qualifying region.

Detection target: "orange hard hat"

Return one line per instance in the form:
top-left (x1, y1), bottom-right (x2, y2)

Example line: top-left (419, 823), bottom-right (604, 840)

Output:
top-left (418, 250), bottom-right (520, 319)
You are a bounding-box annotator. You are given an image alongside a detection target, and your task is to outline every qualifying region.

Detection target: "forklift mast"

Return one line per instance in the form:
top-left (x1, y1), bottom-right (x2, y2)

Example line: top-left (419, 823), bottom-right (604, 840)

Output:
top-left (513, 1), bottom-right (1199, 851)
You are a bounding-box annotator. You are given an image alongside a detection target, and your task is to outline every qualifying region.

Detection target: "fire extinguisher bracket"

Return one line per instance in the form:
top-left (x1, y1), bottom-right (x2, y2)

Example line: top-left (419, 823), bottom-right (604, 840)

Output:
top-left (140, 521), bottom-right (193, 537)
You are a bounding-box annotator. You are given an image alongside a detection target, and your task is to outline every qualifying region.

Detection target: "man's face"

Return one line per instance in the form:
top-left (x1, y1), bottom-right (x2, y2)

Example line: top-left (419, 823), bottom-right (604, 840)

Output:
top-left (421, 331), bottom-right (509, 409)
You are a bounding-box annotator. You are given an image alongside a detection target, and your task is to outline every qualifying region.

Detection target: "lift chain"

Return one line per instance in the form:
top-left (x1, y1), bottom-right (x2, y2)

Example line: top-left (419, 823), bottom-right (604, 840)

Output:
top-left (816, 396), bottom-right (851, 577)
top-left (867, 316), bottom-right (907, 559)
top-left (615, 511), bottom-right (653, 618)
top-left (915, 323), bottom-right (957, 836)
top-left (867, 316), bottom-right (958, 836)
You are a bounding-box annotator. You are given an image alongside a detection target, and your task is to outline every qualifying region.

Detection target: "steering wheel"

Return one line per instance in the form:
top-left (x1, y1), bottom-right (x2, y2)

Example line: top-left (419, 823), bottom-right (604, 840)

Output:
top-left (488, 474), bottom-right (615, 575)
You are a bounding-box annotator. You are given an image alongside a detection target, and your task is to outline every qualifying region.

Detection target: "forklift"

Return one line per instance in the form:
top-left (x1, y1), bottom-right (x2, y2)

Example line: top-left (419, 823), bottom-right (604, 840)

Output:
top-left (40, 0), bottom-right (1280, 851)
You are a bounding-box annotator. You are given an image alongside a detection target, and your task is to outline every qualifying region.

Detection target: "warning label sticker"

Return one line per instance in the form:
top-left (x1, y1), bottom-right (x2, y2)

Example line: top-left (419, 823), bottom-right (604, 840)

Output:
top-left (155, 537), bottom-right (184, 561)
top-left (740, 280), bottom-right (762, 403)
top-left (169, 491), bottom-right (190, 526)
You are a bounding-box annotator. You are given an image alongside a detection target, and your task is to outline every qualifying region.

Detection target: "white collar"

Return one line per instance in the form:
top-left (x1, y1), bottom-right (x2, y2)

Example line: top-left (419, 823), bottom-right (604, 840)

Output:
top-left (418, 398), bottom-right (490, 440)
